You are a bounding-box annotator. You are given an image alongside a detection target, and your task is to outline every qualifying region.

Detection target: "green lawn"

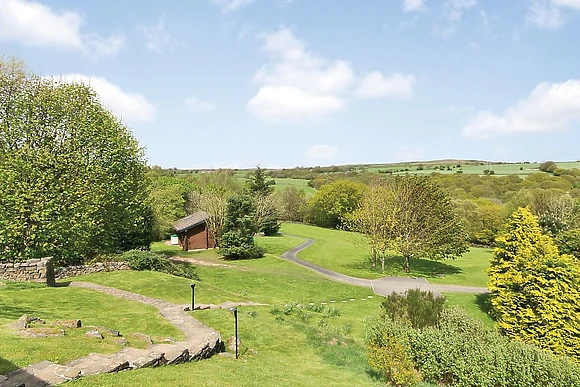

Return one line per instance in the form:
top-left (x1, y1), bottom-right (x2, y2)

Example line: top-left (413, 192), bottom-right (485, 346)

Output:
top-left (1, 229), bottom-right (493, 385)
top-left (66, 236), bottom-right (384, 386)
top-left (443, 292), bottom-right (495, 330)
top-left (0, 282), bottom-right (184, 374)
top-left (281, 223), bottom-right (492, 287)
top-left (272, 178), bottom-right (317, 195)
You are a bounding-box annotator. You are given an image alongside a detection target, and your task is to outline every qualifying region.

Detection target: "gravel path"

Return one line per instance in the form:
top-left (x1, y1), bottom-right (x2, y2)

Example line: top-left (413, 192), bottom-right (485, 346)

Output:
top-left (280, 237), bottom-right (488, 296)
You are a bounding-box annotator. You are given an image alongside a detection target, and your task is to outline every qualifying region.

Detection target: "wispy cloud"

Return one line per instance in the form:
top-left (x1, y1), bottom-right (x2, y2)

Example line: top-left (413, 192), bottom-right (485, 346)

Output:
top-left (138, 18), bottom-right (172, 52)
top-left (210, 0), bottom-right (257, 13)
top-left (185, 97), bottom-right (217, 112)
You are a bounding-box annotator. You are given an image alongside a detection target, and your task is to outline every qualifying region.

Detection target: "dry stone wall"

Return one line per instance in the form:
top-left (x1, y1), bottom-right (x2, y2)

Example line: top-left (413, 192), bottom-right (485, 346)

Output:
top-left (0, 257), bottom-right (55, 286)
top-left (0, 258), bottom-right (130, 286)
top-left (54, 262), bottom-right (130, 280)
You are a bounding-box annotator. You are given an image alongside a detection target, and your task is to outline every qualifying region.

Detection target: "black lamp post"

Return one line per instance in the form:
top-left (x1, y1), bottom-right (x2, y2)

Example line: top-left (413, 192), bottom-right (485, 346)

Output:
top-left (190, 283), bottom-right (196, 311)
top-left (229, 307), bottom-right (238, 359)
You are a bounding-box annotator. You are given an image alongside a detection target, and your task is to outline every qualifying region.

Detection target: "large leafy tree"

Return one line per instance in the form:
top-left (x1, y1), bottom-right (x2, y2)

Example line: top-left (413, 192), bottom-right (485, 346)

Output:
top-left (305, 179), bottom-right (366, 228)
top-left (488, 207), bottom-right (580, 361)
top-left (0, 57), bottom-right (151, 265)
top-left (381, 176), bottom-right (468, 272)
top-left (345, 184), bottom-right (393, 272)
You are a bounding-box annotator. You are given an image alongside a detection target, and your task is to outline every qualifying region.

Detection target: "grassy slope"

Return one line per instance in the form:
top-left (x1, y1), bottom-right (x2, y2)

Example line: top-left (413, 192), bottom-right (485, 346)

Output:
top-left (2, 232), bottom-right (494, 385)
top-left (67, 235), bottom-right (383, 387)
top-left (0, 283), bottom-right (184, 374)
top-left (273, 178), bottom-right (317, 195)
top-left (281, 223), bottom-right (491, 288)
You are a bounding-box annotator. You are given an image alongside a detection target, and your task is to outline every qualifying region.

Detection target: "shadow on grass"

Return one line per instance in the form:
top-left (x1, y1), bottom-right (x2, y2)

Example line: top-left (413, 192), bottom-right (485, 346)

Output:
top-left (345, 255), bottom-right (462, 278)
top-left (476, 292), bottom-right (492, 315)
top-left (0, 302), bottom-right (38, 321)
top-left (0, 356), bottom-right (19, 376)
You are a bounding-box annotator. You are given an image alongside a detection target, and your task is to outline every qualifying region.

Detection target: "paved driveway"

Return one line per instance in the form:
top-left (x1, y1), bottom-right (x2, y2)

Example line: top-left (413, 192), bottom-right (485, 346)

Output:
top-left (281, 237), bottom-right (488, 298)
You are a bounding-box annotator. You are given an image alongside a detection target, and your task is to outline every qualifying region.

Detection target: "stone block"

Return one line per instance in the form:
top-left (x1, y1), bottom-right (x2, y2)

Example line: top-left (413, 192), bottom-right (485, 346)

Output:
top-left (54, 319), bottom-right (82, 328)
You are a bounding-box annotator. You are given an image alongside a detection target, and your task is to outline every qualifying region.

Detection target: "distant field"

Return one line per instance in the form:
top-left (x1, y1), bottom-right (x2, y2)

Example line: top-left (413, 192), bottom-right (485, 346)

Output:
top-left (235, 177), bottom-right (316, 195)
top-left (272, 178), bottom-right (317, 195)
top-left (366, 160), bottom-right (580, 177)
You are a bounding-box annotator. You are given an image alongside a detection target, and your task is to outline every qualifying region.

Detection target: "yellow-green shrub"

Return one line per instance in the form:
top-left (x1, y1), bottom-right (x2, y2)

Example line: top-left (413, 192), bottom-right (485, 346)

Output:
top-left (488, 207), bottom-right (580, 361)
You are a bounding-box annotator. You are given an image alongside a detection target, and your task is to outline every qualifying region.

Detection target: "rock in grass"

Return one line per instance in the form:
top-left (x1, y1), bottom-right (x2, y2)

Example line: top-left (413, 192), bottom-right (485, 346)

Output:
top-left (227, 336), bottom-right (242, 352)
top-left (54, 319), bottom-right (82, 328)
top-left (115, 338), bottom-right (128, 346)
top-left (19, 328), bottom-right (65, 338)
top-left (131, 333), bottom-right (153, 346)
top-left (8, 315), bottom-right (32, 330)
top-left (86, 329), bottom-right (104, 339)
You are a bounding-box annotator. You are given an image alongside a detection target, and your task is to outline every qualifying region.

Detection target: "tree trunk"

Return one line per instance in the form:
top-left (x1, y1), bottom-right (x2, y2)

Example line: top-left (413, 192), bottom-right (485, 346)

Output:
top-left (371, 247), bottom-right (377, 269)
top-left (381, 256), bottom-right (385, 274)
top-left (403, 255), bottom-right (410, 273)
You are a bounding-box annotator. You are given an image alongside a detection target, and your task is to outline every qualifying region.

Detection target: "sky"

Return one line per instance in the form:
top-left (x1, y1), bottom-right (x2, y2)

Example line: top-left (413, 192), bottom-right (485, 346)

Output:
top-left (1, 0), bottom-right (580, 168)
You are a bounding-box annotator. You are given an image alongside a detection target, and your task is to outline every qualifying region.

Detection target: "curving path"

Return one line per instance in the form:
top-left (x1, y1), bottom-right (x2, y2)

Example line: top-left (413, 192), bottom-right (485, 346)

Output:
top-left (1, 282), bottom-right (225, 387)
top-left (281, 238), bottom-right (489, 297)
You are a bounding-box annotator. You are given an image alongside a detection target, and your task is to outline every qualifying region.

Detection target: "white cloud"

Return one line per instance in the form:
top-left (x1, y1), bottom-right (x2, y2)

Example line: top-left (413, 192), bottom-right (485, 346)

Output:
top-left (185, 97), bottom-right (217, 112)
top-left (443, 0), bottom-right (477, 22)
top-left (306, 145), bottom-right (339, 161)
top-left (210, 0), bottom-right (256, 13)
top-left (248, 87), bottom-right (345, 122)
top-left (527, 0), bottom-right (565, 29)
top-left (554, 0), bottom-right (580, 9)
top-left (403, 0), bottom-right (426, 12)
top-left (433, 0), bottom-right (477, 36)
top-left (355, 72), bottom-right (416, 99)
top-left (527, 0), bottom-right (580, 28)
top-left (54, 74), bottom-right (156, 123)
top-left (138, 19), bottom-right (171, 52)
top-left (247, 27), bottom-right (415, 123)
top-left (0, 0), bottom-right (124, 57)
top-left (463, 80), bottom-right (580, 139)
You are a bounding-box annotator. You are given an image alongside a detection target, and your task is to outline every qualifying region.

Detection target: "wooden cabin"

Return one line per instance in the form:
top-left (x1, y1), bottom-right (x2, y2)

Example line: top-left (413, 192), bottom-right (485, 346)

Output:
top-left (173, 211), bottom-right (216, 251)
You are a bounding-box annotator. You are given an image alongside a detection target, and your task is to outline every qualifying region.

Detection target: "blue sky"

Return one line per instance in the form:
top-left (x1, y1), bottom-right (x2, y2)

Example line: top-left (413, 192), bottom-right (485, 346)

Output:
top-left (2, 0), bottom-right (580, 168)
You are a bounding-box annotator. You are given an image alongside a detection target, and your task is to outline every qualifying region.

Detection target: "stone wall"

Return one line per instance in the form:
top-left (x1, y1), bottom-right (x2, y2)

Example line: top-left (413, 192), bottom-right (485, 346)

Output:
top-left (0, 258), bottom-right (130, 286)
top-left (54, 262), bottom-right (130, 280)
top-left (0, 257), bottom-right (55, 286)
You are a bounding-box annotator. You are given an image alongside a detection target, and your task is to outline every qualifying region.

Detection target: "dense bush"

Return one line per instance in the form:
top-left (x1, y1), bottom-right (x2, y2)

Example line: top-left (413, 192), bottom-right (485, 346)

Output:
top-left (488, 207), bottom-right (580, 361)
top-left (366, 307), bottom-right (580, 387)
top-left (121, 250), bottom-right (197, 279)
top-left (259, 214), bottom-right (281, 236)
top-left (219, 194), bottom-right (264, 259)
top-left (381, 289), bottom-right (445, 329)
top-left (555, 229), bottom-right (580, 259)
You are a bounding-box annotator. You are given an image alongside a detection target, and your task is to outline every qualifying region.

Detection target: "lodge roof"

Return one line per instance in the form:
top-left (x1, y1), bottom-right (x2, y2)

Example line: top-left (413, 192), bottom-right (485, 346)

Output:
top-left (173, 211), bottom-right (209, 232)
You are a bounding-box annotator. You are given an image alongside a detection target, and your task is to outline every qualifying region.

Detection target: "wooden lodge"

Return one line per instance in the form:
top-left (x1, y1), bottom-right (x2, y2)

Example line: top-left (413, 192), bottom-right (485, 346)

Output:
top-left (173, 211), bottom-right (215, 251)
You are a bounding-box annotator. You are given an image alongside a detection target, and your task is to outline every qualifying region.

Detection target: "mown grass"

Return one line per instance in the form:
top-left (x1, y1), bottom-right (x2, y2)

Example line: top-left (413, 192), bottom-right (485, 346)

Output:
top-left (443, 292), bottom-right (495, 330)
top-left (281, 223), bottom-right (491, 287)
top-left (68, 304), bottom-right (382, 387)
top-left (273, 178), bottom-right (317, 195)
top-left (66, 235), bottom-right (384, 386)
top-left (1, 229), bottom-right (493, 385)
top-left (0, 282), bottom-right (184, 374)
